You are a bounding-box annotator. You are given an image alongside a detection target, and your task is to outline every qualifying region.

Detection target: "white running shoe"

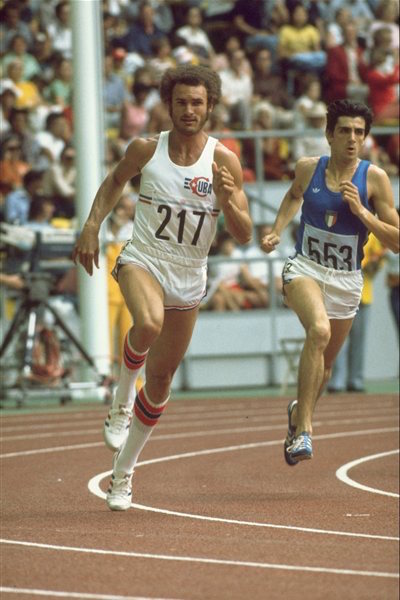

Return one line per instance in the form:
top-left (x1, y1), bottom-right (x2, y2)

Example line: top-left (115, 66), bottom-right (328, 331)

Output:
top-left (103, 406), bottom-right (132, 451)
top-left (106, 457), bottom-right (133, 511)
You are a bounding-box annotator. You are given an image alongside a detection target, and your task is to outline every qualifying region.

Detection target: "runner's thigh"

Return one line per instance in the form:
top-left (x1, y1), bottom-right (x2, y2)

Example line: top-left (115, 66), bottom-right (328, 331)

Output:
top-left (117, 263), bottom-right (164, 326)
top-left (284, 277), bottom-right (329, 330)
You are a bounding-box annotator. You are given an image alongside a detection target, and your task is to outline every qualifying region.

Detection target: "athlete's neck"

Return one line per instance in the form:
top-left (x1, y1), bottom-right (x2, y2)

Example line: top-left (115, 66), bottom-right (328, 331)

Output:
top-left (326, 155), bottom-right (360, 182)
top-left (168, 129), bottom-right (208, 166)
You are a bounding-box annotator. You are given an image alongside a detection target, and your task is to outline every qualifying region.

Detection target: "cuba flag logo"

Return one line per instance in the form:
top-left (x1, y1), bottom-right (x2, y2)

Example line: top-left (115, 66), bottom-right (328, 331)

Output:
top-left (184, 176), bottom-right (212, 197)
top-left (325, 210), bottom-right (338, 228)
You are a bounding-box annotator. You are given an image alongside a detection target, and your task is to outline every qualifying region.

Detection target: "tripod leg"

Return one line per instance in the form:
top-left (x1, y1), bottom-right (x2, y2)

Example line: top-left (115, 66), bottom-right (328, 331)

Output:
top-left (21, 306), bottom-right (39, 378)
top-left (0, 300), bottom-right (26, 357)
top-left (44, 302), bottom-right (98, 370)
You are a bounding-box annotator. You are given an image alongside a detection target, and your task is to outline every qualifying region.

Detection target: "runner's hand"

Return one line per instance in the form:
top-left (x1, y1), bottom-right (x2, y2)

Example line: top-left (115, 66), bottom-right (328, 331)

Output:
top-left (340, 180), bottom-right (363, 217)
top-left (72, 226), bottom-right (100, 276)
top-left (261, 232), bottom-right (280, 253)
top-left (212, 161), bottom-right (235, 206)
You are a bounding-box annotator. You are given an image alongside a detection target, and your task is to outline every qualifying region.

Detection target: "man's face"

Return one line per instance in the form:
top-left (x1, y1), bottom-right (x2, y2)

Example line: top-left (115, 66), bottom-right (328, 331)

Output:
top-left (327, 116), bottom-right (366, 158)
top-left (170, 84), bottom-right (210, 135)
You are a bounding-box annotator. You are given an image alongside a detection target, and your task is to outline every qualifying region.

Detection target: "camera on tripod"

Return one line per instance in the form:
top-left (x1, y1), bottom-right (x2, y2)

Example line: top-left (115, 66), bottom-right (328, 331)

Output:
top-left (0, 224), bottom-right (112, 406)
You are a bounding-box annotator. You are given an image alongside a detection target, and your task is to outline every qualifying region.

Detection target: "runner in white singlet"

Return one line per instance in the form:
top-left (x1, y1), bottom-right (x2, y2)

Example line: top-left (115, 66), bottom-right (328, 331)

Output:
top-left (73, 65), bottom-right (252, 511)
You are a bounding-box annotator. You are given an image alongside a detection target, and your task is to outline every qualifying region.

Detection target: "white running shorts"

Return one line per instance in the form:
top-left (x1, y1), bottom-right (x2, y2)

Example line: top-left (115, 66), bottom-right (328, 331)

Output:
top-left (112, 240), bottom-right (207, 311)
top-left (282, 253), bottom-right (363, 319)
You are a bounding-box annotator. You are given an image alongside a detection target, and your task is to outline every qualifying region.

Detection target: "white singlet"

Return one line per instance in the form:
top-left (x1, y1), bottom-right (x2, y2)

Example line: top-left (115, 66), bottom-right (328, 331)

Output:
top-left (114, 131), bottom-right (221, 310)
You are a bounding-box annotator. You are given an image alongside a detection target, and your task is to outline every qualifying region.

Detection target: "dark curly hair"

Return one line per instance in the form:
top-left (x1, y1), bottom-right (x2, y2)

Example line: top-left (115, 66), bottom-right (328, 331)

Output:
top-left (326, 100), bottom-right (374, 137)
top-left (160, 65), bottom-right (221, 108)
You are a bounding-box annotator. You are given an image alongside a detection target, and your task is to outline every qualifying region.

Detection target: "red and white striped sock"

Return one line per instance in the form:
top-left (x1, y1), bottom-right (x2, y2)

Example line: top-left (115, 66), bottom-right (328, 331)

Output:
top-left (114, 387), bottom-right (169, 475)
top-left (113, 332), bottom-right (148, 411)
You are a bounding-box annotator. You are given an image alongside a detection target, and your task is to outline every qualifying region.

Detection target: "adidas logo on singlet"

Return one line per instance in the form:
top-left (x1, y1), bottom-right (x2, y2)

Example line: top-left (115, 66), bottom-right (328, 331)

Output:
top-left (312, 187), bottom-right (320, 193)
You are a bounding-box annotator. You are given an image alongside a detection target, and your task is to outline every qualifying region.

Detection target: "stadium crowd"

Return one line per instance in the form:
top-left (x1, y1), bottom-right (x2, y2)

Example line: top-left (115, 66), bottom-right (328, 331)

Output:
top-left (0, 0), bottom-right (399, 364)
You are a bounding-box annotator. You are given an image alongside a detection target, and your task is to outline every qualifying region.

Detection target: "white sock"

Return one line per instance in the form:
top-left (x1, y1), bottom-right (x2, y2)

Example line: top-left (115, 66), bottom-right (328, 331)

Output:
top-left (113, 332), bottom-right (148, 411)
top-left (115, 387), bottom-right (169, 475)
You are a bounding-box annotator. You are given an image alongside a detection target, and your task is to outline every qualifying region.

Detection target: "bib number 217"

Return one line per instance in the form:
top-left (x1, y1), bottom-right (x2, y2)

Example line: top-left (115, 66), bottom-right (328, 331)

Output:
top-left (155, 205), bottom-right (206, 246)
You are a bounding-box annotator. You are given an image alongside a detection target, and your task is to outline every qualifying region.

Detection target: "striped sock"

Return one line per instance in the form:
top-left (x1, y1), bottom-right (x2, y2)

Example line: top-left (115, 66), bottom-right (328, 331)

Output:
top-left (115, 387), bottom-right (169, 475)
top-left (113, 332), bottom-right (148, 411)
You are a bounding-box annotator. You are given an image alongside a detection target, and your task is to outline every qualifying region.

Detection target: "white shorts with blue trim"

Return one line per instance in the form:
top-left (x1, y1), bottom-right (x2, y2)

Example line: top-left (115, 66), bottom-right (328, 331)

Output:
top-left (282, 254), bottom-right (363, 320)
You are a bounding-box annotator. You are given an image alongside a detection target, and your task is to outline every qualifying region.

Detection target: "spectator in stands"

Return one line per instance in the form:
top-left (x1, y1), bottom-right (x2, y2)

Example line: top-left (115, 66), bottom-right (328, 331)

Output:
top-left (0, 80), bottom-right (19, 137)
top-left (103, 52), bottom-right (128, 133)
top-left (232, 0), bottom-right (288, 68)
top-left (175, 6), bottom-right (216, 66)
top-left (206, 103), bottom-right (255, 182)
top-left (219, 48), bottom-right (253, 130)
top-left (292, 102), bottom-right (331, 161)
top-left (324, 7), bottom-right (351, 49)
top-left (1, 34), bottom-right (41, 82)
top-left (205, 231), bottom-right (258, 312)
top-left (251, 47), bottom-right (293, 113)
top-left (34, 111), bottom-right (71, 164)
top-left (5, 59), bottom-right (42, 111)
top-left (212, 34), bottom-right (252, 74)
top-left (328, 234), bottom-right (385, 393)
top-left (368, 0), bottom-right (399, 52)
top-left (278, 3), bottom-right (326, 93)
top-left (44, 57), bottom-right (73, 110)
top-left (119, 68), bottom-right (155, 142)
top-left (114, 1), bottom-right (164, 57)
top-left (42, 144), bottom-right (76, 219)
top-left (31, 32), bottom-right (56, 87)
top-left (365, 46), bottom-right (399, 123)
top-left (293, 73), bottom-right (324, 128)
top-left (25, 195), bottom-right (57, 231)
top-left (4, 168), bottom-right (44, 224)
top-left (148, 36), bottom-right (176, 84)
top-left (0, 135), bottom-right (30, 197)
top-left (325, 0), bottom-right (374, 42)
top-left (47, 0), bottom-right (72, 59)
top-left (0, 0), bottom-right (34, 55)
top-left (7, 107), bottom-right (43, 168)
top-left (247, 101), bottom-right (292, 181)
top-left (240, 223), bottom-right (288, 309)
top-left (324, 20), bottom-right (368, 105)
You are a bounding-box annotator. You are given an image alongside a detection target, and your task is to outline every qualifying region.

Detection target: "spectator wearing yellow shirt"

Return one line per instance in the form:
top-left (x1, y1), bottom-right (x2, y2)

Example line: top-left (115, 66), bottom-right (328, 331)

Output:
top-left (328, 233), bottom-right (386, 393)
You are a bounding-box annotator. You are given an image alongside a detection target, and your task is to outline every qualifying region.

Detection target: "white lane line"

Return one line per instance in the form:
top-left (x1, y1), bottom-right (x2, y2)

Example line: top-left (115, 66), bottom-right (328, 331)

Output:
top-left (1, 404), bottom-right (397, 432)
top-left (0, 540), bottom-right (397, 579)
top-left (88, 431), bottom-right (399, 542)
top-left (1, 424), bottom-right (399, 460)
top-left (336, 450), bottom-right (400, 498)
top-left (1, 414), bottom-right (397, 442)
top-left (0, 588), bottom-right (179, 600)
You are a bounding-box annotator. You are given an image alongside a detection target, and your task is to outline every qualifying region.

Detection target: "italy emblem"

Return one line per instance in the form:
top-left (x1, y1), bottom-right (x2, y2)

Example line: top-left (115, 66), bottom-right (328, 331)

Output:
top-left (325, 210), bottom-right (338, 228)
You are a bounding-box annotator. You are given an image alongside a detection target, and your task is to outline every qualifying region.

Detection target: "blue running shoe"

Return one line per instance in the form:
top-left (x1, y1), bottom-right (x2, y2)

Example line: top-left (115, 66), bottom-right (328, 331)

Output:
top-left (284, 399), bottom-right (298, 466)
top-left (286, 431), bottom-right (313, 463)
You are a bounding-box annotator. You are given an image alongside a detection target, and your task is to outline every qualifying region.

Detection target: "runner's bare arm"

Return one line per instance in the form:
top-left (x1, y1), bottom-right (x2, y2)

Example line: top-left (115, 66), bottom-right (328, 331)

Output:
top-left (340, 165), bottom-right (400, 253)
top-left (213, 145), bottom-right (252, 245)
top-left (261, 158), bottom-right (315, 253)
top-left (72, 138), bottom-right (154, 275)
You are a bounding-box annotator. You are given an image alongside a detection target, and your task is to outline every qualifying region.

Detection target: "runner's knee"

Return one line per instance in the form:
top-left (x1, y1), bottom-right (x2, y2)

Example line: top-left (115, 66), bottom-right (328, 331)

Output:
top-left (307, 321), bottom-right (331, 350)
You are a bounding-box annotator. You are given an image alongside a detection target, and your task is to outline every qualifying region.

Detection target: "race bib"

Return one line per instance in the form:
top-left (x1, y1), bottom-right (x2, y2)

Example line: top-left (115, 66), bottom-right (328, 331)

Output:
top-left (302, 224), bottom-right (358, 271)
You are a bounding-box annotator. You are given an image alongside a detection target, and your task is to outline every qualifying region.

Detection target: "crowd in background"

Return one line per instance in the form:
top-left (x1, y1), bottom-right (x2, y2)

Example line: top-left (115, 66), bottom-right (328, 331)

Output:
top-left (0, 0), bottom-right (399, 366)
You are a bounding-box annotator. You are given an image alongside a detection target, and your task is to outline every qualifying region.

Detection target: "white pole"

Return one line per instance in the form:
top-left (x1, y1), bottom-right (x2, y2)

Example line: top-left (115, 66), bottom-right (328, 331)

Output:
top-left (71, 0), bottom-right (110, 376)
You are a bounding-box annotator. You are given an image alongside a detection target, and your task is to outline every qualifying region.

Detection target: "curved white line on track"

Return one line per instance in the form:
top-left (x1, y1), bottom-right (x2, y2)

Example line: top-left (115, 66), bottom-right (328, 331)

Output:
top-left (336, 450), bottom-right (400, 498)
top-left (88, 434), bottom-right (399, 542)
top-left (0, 539), bottom-right (398, 579)
top-left (0, 587), bottom-right (178, 600)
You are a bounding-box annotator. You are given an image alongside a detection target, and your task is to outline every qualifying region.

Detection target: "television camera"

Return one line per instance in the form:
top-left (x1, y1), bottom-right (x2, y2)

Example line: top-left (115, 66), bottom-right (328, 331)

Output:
top-left (0, 223), bottom-right (113, 406)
